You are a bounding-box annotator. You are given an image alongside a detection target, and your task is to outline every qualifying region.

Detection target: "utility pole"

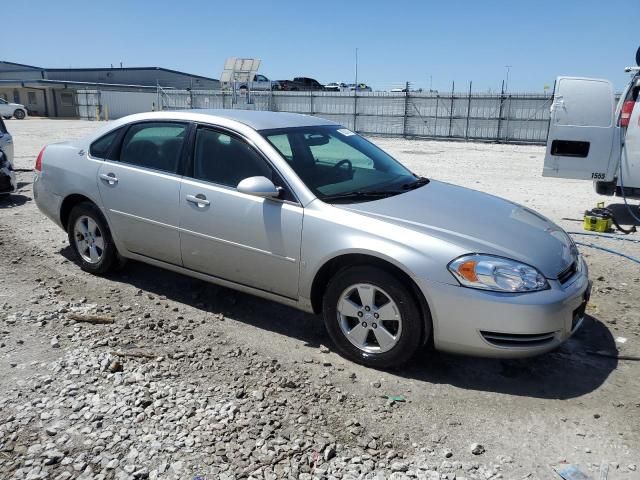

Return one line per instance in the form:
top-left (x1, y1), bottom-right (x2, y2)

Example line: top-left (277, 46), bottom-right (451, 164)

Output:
top-left (355, 48), bottom-right (359, 87)
top-left (504, 65), bottom-right (512, 94)
top-left (353, 47), bottom-right (359, 132)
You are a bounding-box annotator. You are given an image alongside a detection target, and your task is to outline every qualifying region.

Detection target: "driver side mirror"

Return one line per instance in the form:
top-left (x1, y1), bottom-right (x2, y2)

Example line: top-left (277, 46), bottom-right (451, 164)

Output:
top-left (237, 176), bottom-right (280, 199)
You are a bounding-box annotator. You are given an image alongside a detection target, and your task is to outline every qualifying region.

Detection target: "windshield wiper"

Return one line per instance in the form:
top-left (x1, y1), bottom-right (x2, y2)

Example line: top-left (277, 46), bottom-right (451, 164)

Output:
top-left (320, 190), bottom-right (404, 202)
top-left (402, 176), bottom-right (430, 190)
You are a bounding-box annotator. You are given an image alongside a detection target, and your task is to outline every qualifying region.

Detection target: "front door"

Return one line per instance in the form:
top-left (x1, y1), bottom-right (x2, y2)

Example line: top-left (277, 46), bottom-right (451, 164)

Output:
top-left (179, 126), bottom-right (303, 298)
top-left (543, 77), bottom-right (619, 181)
top-left (97, 121), bottom-right (188, 265)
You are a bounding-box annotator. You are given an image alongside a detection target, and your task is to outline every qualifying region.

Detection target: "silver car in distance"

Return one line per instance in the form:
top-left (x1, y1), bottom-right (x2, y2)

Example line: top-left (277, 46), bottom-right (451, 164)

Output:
top-left (33, 110), bottom-right (591, 368)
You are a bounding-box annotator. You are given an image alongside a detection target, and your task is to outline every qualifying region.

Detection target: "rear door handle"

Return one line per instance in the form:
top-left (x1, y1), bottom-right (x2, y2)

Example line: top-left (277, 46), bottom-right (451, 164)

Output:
top-left (186, 194), bottom-right (210, 207)
top-left (99, 173), bottom-right (118, 185)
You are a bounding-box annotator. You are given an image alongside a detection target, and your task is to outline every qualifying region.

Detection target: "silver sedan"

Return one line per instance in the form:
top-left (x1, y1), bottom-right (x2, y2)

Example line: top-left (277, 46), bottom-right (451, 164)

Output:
top-left (33, 110), bottom-right (591, 368)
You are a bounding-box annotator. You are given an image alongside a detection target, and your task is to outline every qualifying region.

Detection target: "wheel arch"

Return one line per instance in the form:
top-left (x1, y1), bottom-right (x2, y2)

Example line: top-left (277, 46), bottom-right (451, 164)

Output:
top-left (309, 253), bottom-right (433, 344)
top-left (60, 193), bottom-right (99, 230)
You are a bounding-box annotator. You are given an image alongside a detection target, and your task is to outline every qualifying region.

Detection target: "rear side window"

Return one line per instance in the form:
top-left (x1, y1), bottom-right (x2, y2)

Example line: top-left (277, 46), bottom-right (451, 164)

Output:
top-left (89, 128), bottom-right (121, 159)
top-left (119, 122), bottom-right (187, 173)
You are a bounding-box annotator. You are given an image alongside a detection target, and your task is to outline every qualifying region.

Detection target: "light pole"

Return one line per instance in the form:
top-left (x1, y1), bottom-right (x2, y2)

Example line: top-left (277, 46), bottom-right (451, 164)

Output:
top-left (504, 65), bottom-right (512, 93)
top-left (355, 47), bottom-right (359, 88)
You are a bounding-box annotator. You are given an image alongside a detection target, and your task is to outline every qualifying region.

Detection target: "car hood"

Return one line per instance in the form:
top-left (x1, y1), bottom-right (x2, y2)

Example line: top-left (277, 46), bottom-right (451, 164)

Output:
top-left (338, 180), bottom-right (577, 279)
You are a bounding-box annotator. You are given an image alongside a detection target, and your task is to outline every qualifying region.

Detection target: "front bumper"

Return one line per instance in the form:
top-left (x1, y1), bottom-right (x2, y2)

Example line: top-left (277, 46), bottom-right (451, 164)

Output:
top-left (419, 257), bottom-right (591, 358)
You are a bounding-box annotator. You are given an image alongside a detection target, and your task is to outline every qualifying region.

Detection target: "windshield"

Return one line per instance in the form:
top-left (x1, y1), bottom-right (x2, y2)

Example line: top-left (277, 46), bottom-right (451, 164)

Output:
top-left (261, 125), bottom-right (419, 201)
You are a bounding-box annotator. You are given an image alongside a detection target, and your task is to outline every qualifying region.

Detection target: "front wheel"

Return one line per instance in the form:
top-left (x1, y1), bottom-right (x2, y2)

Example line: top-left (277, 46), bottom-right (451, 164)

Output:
top-left (322, 266), bottom-right (426, 368)
top-left (67, 202), bottom-right (120, 274)
top-left (13, 109), bottom-right (26, 120)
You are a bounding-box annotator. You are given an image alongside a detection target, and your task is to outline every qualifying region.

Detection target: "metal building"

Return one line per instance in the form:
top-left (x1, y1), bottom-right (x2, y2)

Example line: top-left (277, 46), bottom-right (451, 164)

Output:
top-left (0, 61), bottom-right (219, 118)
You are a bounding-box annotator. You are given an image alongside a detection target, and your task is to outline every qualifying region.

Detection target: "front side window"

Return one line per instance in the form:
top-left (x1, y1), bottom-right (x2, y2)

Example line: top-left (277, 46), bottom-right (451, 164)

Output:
top-left (262, 126), bottom-right (418, 200)
top-left (119, 122), bottom-right (187, 173)
top-left (193, 127), bottom-right (272, 188)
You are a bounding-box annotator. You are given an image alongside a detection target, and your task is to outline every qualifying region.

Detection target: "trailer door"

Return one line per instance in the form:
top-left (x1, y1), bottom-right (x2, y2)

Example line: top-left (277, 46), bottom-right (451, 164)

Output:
top-left (543, 77), bottom-right (618, 180)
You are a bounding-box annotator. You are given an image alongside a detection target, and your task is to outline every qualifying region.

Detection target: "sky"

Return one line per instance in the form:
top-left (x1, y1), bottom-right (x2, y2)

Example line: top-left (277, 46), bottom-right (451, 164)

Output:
top-left (3, 0), bottom-right (639, 93)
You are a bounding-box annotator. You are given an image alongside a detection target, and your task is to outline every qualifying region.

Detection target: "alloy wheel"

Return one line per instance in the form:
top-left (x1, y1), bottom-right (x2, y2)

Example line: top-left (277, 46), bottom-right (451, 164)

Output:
top-left (73, 215), bottom-right (105, 264)
top-left (336, 283), bottom-right (402, 354)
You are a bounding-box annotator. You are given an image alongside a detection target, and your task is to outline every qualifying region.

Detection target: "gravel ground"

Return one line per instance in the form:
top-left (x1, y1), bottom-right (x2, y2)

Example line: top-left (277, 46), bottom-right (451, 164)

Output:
top-left (1, 118), bottom-right (639, 480)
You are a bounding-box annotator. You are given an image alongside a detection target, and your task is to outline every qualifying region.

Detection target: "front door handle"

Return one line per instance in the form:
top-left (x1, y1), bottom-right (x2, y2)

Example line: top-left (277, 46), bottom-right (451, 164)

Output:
top-left (186, 194), bottom-right (210, 207)
top-left (99, 173), bottom-right (118, 185)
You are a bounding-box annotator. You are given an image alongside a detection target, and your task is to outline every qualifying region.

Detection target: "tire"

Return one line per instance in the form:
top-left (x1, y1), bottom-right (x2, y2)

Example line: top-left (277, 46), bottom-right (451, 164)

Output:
top-left (322, 265), bottom-right (426, 368)
top-left (13, 109), bottom-right (26, 120)
top-left (67, 202), bottom-right (120, 274)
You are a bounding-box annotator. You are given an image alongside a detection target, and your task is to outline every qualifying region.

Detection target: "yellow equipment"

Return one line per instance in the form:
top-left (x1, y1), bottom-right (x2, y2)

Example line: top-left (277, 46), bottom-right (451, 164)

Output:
top-left (583, 203), bottom-right (613, 232)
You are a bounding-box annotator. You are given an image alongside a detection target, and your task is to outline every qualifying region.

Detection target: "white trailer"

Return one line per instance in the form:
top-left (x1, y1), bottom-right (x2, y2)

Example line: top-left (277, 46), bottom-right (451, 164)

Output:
top-left (543, 49), bottom-right (640, 208)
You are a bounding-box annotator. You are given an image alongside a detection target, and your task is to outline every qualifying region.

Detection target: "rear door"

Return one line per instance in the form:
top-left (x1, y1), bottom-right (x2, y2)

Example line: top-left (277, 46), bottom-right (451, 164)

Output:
top-left (96, 121), bottom-right (188, 265)
top-left (543, 77), bottom-right (619, 180)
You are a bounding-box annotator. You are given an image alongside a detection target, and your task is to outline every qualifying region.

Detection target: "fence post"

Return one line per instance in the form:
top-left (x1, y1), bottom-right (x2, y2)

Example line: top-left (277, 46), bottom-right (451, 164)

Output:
top-left (448, 81), bottom-right (455, 137)
top-left (269, 84), bottom-right (274, 111)
top-left (465, 81), bottom-right (472, 140)
top-left (403, 81), bottom-right (410, 138)
top-left (310, 90), bottom-right (314, 116)
top-left (353, 89), bottom-right (358, 132)
top-left (434, 95), bottom-right (439, 137)
top-left (504, 95), bottom-right (512, 143)
top-left (496, 80), bottom-right (505, 143)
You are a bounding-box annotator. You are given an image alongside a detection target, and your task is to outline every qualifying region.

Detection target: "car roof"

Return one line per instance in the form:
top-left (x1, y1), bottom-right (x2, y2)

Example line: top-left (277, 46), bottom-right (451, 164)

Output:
top-left (109, 109), bottom-right (339, 132)
top-left (181, 109), bottom-right (337, 130)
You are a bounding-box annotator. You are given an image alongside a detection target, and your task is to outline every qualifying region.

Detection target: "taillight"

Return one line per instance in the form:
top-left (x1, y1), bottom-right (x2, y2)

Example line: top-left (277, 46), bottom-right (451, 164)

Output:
top-left (620, 100), bottom-right (635, 127)
top-left (34, 147), bottom-right (45, 172)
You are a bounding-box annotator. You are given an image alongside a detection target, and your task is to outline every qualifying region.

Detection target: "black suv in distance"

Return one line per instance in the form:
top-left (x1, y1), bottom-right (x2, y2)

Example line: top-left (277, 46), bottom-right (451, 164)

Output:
top-left (277, 77), bottom-right (325, 91)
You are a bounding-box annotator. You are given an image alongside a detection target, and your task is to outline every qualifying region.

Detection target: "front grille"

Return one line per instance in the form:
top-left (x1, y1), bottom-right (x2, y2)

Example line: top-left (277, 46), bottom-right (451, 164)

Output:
top-left (558, 261), bottom-right (578, 284)
top-left (480, 330), bottom-right (557, 348)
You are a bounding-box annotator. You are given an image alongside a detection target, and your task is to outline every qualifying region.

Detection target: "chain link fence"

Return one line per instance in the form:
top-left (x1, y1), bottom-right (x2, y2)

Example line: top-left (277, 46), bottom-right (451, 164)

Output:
top-left (78, 88), bottom-right (554, 144)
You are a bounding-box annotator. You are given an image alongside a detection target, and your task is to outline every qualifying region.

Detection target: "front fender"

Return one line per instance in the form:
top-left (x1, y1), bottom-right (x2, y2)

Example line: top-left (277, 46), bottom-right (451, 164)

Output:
top-left (299, 202), bottom-right (463, 300)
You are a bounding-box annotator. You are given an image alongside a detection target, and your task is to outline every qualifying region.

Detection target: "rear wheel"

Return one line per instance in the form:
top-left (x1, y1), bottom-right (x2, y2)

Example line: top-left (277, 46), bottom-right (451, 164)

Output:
top-left (13, 109), bottom-right (25, 120)
top-left (322, 265), bottom-right (426, 368)
top-left (67, 202), bottom-right (119, 274)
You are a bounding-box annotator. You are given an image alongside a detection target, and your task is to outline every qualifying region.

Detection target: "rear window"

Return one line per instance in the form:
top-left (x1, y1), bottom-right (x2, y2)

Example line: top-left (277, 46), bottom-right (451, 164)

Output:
top-left (119, 122), bottom-right (187, 173)
top-left (89, 128), bottom-right (121, 159)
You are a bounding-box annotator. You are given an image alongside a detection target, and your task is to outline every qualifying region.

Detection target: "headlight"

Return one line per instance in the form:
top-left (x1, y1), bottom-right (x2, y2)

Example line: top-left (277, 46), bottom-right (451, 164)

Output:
top-left (448, 254), bottom-right (549, 292)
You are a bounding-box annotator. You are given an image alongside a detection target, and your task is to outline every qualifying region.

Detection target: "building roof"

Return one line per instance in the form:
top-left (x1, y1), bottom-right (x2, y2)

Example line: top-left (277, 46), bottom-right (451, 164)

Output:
top-left (0, 61), bottom-right (43, 72)
top-left (0, 79), bottom-right (160, 90)
top-left (0, 61), bottom-right (218, 82)
top-left (43, 66), bottom-right (218, 83)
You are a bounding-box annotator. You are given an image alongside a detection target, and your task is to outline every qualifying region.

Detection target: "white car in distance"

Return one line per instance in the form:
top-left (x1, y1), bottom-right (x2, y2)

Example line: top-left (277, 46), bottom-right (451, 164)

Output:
top-left (0, 98), bottom-right (27, 120)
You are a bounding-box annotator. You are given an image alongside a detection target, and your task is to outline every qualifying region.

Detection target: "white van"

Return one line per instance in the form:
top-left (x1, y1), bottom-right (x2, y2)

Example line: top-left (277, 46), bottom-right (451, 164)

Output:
top-left (543, 48), bottom-right (640, 202)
